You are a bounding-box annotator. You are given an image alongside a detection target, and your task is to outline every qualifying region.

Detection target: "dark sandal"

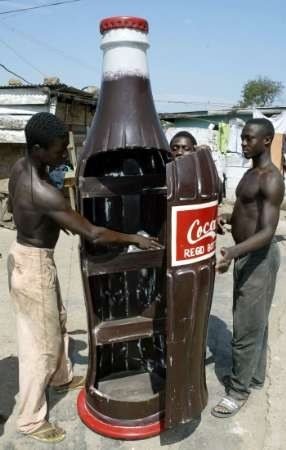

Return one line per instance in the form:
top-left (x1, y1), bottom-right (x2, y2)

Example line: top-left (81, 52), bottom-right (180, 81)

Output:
top-left (211, 396), bottom-right (247, 418)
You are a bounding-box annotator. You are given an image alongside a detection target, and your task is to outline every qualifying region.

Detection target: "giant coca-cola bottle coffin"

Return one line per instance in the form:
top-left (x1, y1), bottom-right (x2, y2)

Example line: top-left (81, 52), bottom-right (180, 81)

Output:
top-left (77, 16), bottom-right (170, 440)
top-left (77, 16), bottom-right (219, 440)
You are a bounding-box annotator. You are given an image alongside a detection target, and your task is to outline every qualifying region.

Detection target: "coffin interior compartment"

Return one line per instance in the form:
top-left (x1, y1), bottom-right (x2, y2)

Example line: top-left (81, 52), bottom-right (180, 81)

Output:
top-left (88, 269), bottom-right (165, 321)
top-left (83, 148), bottom-right (167, 178)
top-left (98, 371), bottom-right (165, 402)
top-left (80, 149), bottom-right (166, 251)
top-left (95, 336), bottom-right (166, 395)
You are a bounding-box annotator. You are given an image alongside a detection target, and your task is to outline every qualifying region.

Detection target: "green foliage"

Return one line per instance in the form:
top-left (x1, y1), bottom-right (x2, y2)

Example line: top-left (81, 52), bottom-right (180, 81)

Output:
top-left (239, 77), bottom-right (284, 108)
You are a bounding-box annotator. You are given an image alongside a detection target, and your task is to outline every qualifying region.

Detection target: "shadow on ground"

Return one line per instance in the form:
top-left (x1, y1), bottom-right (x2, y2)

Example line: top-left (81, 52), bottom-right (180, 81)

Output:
top-left (69, 336), bottom-right (88, 367)
top-left (0, 356), bottom-right (18, 437)
top-left (0, 333), bottom-right (88, 432)
top-left (68, 330), bottom-right (87, 336)
top-left (48, 336), bottom-right (87, 414)
top-left (160, 418), bottom-right (201, 446)
top-left (276, 234), bottom-right (286, 242)
top-left (207, 314), bottom-right (232, 383)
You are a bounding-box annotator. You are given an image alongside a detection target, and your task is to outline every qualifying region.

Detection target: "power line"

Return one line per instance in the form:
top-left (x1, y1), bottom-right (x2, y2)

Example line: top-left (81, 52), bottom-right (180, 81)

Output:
top-left (0, 63), bottom-right (31, 84)
top-left (0, 0), bottom-right (81, 15)
top-left (0, 35), bottom-right (46, 77)
top-left (1, 22), bottom-right (98, 73)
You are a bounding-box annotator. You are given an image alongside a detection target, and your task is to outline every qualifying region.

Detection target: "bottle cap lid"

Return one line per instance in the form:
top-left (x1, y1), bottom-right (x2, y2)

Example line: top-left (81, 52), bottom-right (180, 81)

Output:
top-left (100, 16), bottom-right (149, 34)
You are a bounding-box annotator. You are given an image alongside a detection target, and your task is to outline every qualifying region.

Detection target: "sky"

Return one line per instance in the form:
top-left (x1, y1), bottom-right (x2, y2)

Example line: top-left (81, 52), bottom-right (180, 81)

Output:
top-left (0, 0), bottom-right (285, 112)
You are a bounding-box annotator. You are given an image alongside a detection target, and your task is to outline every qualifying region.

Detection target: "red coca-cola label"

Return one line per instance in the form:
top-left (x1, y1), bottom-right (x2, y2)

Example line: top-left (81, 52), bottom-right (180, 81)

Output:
top-left (171, 201), bottom-right (218, 266)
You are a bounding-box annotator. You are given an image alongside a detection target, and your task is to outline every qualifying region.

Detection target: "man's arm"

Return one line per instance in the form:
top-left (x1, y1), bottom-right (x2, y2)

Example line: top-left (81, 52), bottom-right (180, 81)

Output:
top-left (217, 172), bottom-right (284, 273)
top-left (217, 212), bottom-right (232, 234)
top-left (37, 184), bottom-right (160, 249)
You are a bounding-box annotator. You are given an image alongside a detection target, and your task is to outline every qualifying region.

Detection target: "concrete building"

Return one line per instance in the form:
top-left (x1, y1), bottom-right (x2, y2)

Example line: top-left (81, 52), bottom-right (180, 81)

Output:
top-left (1, 86), bottom-right (285, 207)
top-left (0, 81), bottom-right (97, 225)
top-left (0, 82), bottom-right (97, 179)
top-left (160, 107), bottom-right (286, 202)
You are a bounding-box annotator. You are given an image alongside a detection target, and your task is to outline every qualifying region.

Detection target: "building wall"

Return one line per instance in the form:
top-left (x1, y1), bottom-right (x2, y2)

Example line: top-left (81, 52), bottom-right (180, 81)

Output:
top-left (166, 113), bottom-right (253, 129)
top-left (0, 89), bottom-right (96, 181)
top-left (0, 143), bottom-right (25, 180)
top-left (55, 100), bottom-right (94, 156)
top-left (164, 115), bottom-right (253, 202)
top-left (0, 87), bottom-right (53, 143)
top-left (164, 122), bottom-right (223, 180)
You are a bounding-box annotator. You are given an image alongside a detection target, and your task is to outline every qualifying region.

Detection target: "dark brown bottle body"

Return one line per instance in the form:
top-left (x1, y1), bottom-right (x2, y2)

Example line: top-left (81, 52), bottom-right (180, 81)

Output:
top-left (77, 51), bottom-right (171, 427)
top-left (76, 17), bottom-right (219, 436)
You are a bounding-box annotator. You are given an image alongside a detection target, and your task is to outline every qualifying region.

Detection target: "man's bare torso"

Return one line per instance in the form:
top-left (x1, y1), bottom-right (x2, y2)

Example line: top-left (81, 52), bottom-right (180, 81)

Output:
top-left (9, 158), bottom-right (60, 248)
top-left (231, 162), bottom-right (282, 244)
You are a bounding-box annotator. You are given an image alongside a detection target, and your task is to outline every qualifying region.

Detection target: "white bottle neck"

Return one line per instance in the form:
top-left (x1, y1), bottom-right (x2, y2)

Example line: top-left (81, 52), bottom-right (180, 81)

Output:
top-left (100, 28), bottom-right (150, 80)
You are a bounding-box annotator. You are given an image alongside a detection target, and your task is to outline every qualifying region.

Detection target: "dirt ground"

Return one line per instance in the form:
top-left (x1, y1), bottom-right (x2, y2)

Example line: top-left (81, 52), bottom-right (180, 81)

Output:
top-left (1, 214), bottom-right (286, 449)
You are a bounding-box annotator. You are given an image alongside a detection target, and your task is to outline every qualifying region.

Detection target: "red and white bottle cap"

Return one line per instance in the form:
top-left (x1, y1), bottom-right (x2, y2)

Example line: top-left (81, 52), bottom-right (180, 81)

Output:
top-left (100, 15), bottom-right (150, 80)
top-left (100, 16), bottom-right (149, 34)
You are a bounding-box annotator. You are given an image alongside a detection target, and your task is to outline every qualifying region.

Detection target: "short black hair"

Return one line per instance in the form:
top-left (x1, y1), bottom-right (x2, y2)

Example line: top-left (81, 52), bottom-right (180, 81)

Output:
top-left (170, 131), bottom-right (197, 148)
top-left (25, 112), bottom-right (68, 152)
top-left (245, 118), bottom-right (275, 140)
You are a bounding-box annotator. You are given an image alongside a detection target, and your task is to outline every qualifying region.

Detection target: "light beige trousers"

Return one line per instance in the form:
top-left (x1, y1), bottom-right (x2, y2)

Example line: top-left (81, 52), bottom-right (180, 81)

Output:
top-left (7, 241), bottom-right (73, 434)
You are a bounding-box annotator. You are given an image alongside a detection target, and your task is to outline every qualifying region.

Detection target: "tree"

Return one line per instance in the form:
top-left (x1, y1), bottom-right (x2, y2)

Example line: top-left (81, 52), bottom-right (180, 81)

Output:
top-left (239, 77), bottom-right (284, 108)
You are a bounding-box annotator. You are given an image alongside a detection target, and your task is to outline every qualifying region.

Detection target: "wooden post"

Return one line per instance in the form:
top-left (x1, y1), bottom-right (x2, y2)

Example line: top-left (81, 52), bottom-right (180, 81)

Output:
top-left (271, 133), bottom-right (285, 172)
top-left (64, 131), bottom-right (77, 209)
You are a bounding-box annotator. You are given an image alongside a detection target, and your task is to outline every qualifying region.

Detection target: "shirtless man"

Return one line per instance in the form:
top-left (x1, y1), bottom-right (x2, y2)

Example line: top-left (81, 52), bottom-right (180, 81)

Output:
top-left (212, 118), bottom-right (284, 418)
top-left (8, 112), bottom-right (159, 443)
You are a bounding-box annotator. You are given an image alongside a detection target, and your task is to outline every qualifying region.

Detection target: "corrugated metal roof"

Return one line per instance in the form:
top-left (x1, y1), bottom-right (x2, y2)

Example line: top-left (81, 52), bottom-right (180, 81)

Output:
top-left (0, 83), bottom-right (97, 100)
top-left (0, 83), bottom-right (97, 143)
top-left (0, 91), bottom-right (49, 106)
top-left (160, 106), bottom-right (286, 120)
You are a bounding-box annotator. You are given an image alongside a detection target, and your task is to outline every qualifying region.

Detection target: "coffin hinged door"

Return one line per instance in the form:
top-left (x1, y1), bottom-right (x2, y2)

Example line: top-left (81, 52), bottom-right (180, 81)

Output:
top-left (165, 148), bottom-right (219, 428)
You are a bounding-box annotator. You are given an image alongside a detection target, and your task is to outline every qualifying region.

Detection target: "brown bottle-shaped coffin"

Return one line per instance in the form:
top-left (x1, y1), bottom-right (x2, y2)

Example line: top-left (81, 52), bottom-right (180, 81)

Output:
top-left (76, 16), bottom-right (170, 438)
top-left (76, 15), bottom-right (219, 439)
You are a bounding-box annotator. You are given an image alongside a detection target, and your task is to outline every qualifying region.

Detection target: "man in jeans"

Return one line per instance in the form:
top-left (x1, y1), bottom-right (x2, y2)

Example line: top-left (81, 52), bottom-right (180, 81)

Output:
top-left (8, 112), bottom-right (160, 442)
top-left (212, 118), bottom-right (284, 418)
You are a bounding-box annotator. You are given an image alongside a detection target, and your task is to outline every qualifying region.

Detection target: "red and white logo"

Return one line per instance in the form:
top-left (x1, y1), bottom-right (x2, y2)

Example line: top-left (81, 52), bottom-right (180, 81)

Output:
top-left (171, 201), bottom-right (218, 266)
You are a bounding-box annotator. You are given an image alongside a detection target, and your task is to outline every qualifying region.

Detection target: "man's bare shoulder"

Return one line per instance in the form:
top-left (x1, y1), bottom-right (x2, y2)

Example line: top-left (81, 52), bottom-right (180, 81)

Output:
top-left (33, 178), bottom-right (68, 212)
top-left (13, 157), bottom-right (25, 168)
top-left (260, 164), bottom-right (285, 204)
top-left (9, 157), bottom-right (25, 181)
top-left (9, 158), bottom-right (26, 195)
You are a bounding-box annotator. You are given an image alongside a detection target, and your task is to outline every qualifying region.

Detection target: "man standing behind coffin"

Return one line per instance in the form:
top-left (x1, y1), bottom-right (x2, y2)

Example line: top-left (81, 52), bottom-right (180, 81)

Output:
top-left (170, 130), bottom-right (224, 200)
top-left (7, 112), bottom-right (160, 443)
top-left (170, 131), bottom-right (197, 157)
top-left (212, 118), bottom-right (284, 418)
